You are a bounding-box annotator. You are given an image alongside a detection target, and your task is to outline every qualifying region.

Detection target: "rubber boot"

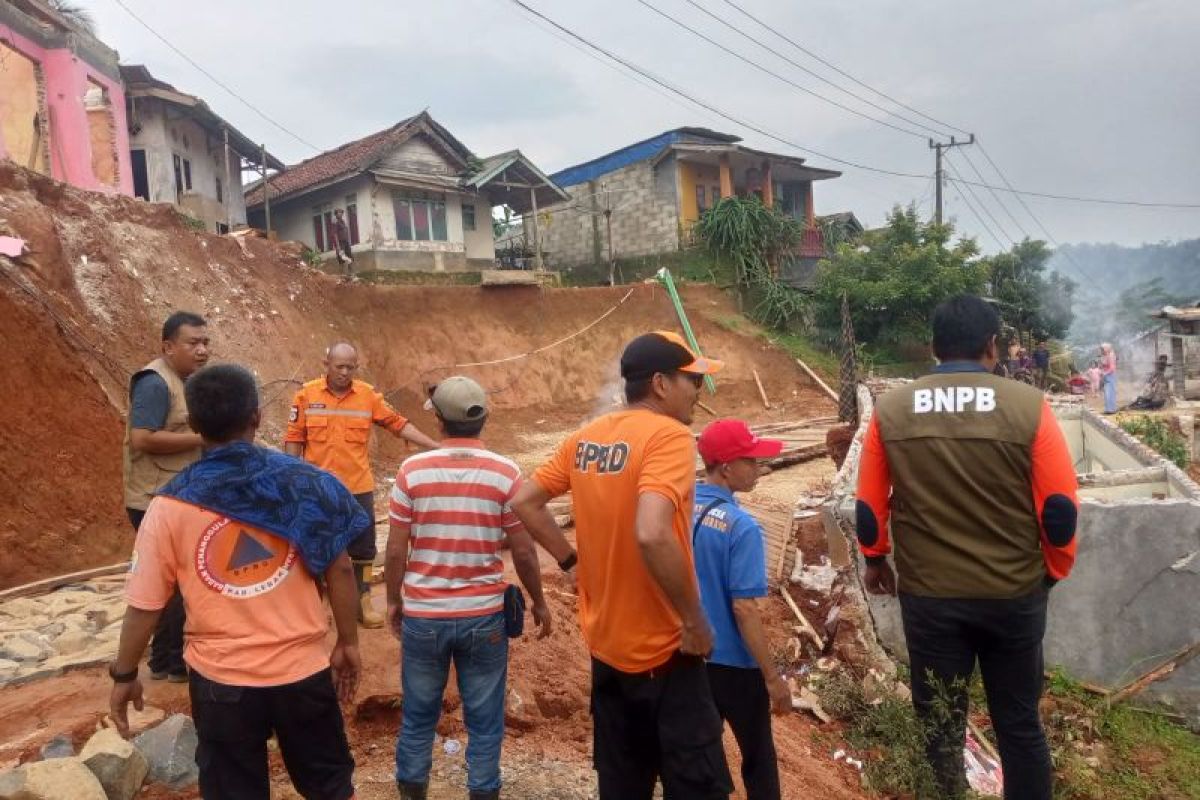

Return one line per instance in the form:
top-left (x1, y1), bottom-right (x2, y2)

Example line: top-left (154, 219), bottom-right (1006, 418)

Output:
top-left (354, 560), bottom-right (384, 628)
top-left (397, 781), bottom-right (428, 800)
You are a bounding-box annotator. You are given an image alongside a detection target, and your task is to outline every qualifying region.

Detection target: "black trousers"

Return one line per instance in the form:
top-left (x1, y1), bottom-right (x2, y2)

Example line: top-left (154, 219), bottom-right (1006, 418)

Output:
top-left (347, 492), bottom-right (376, 595)
top-left (591, 652), bottom-right (733, 799)
top-left (190, 668), bottom-right (355, 800)
top-left (899, 589), bottom-right (1052, 800)
top-left (127, 507), bottom-right (187, 676)
top-left (706, 664), bottom-right (780, 800)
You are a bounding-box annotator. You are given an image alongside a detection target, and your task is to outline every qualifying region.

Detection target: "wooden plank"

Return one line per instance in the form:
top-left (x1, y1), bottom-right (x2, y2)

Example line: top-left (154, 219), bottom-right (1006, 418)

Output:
top-left (697, 400), bottom-right (717, 416)
top-left (1110, 641), bottom-right (1200, 705)
top-left (753, 369), bottom-right (771, 410)
top-left (795, 358), bottom-right (839, 403)
top-left (0, 562), bottom-right (130, 602)
top-left (780, 585), bottom-right (825, 651)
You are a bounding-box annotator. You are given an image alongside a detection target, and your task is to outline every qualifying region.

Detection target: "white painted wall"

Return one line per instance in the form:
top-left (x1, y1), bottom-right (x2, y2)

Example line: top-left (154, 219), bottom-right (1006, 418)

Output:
top-left (271, 174), bottom-right (373, 254)
top-left (128, 97), bottom-right (248, 230)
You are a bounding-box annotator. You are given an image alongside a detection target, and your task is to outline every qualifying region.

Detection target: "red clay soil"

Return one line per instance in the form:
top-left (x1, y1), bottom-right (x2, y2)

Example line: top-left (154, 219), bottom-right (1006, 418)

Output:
top-left (0, 161), bottom-right (835, 589)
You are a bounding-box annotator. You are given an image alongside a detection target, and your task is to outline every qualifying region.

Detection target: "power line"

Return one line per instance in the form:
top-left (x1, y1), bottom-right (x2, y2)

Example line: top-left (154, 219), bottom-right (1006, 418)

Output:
top-left (958, 147), bottom-right (1030, 239)
top-left (108, 0), bottom-right (320, 153)
top-left (945, 153), bottom-right (1014, 245)
top-left (717, 0), bottom-right (971, 137)
top-left (947, 175), bottom-right (1005, 250)
top-left (635, 0), bottom-right (930, 140)
top-left (507, 0), bottom-right (929, 179)
top-left (678, 0), bottom-right (953, 139)
top-left (508, 1), bottom-right (1200, 210)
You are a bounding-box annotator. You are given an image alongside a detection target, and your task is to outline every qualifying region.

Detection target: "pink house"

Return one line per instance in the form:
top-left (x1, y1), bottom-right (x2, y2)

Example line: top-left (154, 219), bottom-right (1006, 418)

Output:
top-left (0, 0), bottom-right (133, 195)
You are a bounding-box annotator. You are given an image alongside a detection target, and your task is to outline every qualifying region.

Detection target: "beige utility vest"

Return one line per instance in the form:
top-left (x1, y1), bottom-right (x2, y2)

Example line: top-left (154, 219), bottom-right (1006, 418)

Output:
top-left (122, 358), bottom-right (202, 510)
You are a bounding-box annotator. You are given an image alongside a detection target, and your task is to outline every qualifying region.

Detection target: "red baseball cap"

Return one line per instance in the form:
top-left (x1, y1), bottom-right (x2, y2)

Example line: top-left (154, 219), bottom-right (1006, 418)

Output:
top-left (697, 419), bottom-right (783, 465)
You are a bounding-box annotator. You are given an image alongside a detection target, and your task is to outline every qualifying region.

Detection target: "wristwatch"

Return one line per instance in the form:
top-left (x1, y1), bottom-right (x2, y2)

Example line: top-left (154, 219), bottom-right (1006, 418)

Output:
top-left (558, 551), bottom-right (578, 572)
top-left (108, 663), bottom-right (138, 683)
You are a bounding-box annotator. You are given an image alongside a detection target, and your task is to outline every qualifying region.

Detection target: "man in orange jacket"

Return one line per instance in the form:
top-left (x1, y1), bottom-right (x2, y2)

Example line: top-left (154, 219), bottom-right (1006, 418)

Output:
top-left (285, 342), bottom-right (438, 627)
top-left (856, 295), bottom-right (1079, 800)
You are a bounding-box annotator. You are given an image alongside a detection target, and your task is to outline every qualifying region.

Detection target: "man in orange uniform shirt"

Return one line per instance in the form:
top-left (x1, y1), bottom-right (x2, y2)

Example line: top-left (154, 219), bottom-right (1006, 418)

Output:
top-left (285, 342), bottom-right (438, 626)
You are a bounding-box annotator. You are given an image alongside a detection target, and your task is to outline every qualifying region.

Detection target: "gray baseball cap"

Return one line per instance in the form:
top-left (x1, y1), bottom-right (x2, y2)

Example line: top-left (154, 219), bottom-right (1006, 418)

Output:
top-left (425, 376), bottom-right (488, 422)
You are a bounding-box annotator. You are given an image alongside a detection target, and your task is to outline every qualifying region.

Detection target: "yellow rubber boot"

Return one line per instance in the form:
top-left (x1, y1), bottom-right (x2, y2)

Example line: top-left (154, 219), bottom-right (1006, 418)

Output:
top-left (354, 561), bottom-right (384, 629)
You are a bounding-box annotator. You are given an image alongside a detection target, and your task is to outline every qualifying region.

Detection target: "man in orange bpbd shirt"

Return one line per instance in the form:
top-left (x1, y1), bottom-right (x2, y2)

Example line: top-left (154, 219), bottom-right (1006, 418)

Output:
top-left (111, 364), bottom-right (369, 799)
top-left (285, 342), bottom-right (438, 627)
top-left (512, 331), bottom-right (734, 799)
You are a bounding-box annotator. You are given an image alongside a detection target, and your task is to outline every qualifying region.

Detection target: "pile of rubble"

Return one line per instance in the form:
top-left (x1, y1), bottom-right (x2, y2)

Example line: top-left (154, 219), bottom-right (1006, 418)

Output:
top-left (0, 712), bottom-right (198, 800)
top-left (0, 580), bottom-right (127, 686)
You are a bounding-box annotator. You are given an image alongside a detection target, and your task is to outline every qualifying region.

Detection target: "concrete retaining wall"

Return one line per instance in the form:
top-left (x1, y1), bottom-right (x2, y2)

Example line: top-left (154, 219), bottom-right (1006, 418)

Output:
top-left (826, 386), bottom-right (1200, 727)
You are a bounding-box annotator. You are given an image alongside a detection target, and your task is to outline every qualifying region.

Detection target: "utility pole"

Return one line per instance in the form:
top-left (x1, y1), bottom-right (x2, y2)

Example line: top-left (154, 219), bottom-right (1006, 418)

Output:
top-left (604, 187), bottom-right (615, 286)
top-left (928, 133), bottom-right (975, 224)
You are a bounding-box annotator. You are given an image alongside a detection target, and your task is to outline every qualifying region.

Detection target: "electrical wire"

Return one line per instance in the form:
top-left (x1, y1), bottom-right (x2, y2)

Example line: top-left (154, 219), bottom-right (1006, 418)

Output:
top-left (717, 0), bottom-right (971, 137)
top-left (108, 0), bottom-right (321, 153)
top-left (945, 154), bottom-right (1013, 245)
top-left (958, 147), bottom-right (1031, 240)
top-left (946, 177), bottom-right (1005, 250)
top-left (635, 0), bottom-right (930, 139)
top-left (507, 0), bottom-right (929, 180)
top-left (680, 0), bottom-right (953, 139)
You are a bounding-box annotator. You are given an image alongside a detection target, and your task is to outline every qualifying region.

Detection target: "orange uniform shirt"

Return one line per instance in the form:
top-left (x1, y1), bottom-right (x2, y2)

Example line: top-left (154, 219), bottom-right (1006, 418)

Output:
top-left (533, 409), bottom-right (697, 673)
top-left (124, 496), bottom-right (329, 687)
top-left (284, 378), bottom-right (409, 494)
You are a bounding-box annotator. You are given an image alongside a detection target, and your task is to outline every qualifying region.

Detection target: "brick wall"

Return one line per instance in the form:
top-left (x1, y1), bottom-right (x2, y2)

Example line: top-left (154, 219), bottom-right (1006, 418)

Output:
top-left (532, 157), bottom-right (681, 270)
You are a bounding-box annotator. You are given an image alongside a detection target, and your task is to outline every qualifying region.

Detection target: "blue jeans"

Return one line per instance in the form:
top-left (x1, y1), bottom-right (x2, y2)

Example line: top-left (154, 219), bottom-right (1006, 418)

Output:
top-left (1102, 372), bottom-right (1118, 413)
top-left (396, 612), bottom-right (508, 792)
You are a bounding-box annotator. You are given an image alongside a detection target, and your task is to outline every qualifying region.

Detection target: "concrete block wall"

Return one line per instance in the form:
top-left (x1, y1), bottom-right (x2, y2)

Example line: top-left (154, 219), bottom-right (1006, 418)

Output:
top-left (533, 159), bottom-right (680, 270)
top-left (826, 384), bottom-right (1200, 728)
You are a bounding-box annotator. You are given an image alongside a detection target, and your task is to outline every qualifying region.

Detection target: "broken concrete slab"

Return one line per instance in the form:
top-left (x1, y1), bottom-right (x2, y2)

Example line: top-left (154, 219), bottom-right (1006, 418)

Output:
top-left (80, 729), bottom-right (148, 800)
top-left (0, 636), bottom-right (48, 664)
top-left (132, 714), bottom-right (198, 789)
top-left (0, 758), bottom-right (107, 800)
top-left (828, 388), bottom-right (1200, 729)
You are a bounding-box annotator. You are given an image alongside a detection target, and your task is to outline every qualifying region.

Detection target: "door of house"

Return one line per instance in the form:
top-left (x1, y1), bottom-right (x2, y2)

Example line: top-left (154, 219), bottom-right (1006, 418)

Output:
top-left (130, 150), bottom-right (149, 200)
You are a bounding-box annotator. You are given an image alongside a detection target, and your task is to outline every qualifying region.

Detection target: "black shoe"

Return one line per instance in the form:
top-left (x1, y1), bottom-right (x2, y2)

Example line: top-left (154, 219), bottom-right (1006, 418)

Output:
top-left (468, 791), bottom-right (500, 800)
top-left (397, 781), bottom-right (428, 800)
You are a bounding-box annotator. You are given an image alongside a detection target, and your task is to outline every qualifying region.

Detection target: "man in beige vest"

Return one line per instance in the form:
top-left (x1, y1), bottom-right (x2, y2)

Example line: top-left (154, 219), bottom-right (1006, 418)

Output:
top-left (123, 311), bottom-right (210, 681)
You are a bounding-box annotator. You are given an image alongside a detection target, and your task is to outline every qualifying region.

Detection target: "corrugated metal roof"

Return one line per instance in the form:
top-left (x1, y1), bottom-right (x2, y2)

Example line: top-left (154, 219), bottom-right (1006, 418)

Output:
top-left (549, 127), bottom-right (740, 188)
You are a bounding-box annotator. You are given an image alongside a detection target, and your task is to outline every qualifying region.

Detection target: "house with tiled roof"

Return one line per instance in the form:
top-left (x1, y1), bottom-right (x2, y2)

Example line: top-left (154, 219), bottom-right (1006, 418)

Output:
top-left (245, 112), bottom-right (567, 273)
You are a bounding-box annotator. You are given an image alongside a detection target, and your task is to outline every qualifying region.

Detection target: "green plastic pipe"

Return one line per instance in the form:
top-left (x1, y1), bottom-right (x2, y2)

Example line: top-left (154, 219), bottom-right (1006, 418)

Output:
top-left (655, 268), bottom-right (717, 394)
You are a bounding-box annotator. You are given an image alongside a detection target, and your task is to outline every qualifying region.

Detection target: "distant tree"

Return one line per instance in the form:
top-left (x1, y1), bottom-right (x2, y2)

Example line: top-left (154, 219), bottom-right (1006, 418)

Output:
top-left (47, 1), bottom-right (96, 34)
top-left (811, 205), bottom-right (988, 347)
top-left (1069, 277), bottom-right (1181, 348)
top-left (986, 239), bottom-right (1076, 340)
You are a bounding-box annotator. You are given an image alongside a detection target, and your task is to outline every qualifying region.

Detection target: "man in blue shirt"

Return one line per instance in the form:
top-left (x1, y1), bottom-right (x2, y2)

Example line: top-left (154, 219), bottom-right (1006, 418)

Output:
top-left (693, 419), bottom-right (792, 800)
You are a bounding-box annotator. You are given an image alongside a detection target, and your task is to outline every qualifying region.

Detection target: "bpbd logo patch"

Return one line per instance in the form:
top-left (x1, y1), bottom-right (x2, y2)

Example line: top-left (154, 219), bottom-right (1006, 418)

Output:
top-left (574, 440), bottom-right (630, 474)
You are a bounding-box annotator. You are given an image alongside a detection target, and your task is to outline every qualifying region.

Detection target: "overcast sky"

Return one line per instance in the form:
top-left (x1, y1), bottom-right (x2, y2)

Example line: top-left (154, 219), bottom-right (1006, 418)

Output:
top-left (88, 0), bottom-right (1200, 251)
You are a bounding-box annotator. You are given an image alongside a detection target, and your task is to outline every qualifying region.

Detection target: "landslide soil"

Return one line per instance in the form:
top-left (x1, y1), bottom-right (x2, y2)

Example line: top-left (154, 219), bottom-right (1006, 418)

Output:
top-left (0, 161), bottom-right (833, 589)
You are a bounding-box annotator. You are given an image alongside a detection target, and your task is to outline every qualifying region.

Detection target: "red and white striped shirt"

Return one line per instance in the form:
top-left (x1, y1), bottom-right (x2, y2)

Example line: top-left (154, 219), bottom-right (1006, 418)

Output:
top-left (389, 439), bottom-right (522, 618)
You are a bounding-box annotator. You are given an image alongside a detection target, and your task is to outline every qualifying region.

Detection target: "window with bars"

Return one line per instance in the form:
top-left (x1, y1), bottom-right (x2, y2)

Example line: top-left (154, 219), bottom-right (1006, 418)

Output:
top-left (345, 196), bottom-right (360, 245)
top-left (393, 192), bottom-right (448, 241)
top-left (462, 202), bottom-right (476, 231)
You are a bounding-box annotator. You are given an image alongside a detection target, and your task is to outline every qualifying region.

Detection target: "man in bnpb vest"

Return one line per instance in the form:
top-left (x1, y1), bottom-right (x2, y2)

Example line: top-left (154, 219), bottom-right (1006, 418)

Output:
top-left (285, 342), bottom-right (439, 628)
top-left (856, 294), bottom-right (1079, 800)
top-left (123, 311), bottom-right (210, 682)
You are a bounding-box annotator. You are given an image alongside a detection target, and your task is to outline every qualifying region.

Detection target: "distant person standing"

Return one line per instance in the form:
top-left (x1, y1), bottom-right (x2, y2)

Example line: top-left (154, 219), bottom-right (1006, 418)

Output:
top-left (693, 419), bottom-right (791, 800)
top-left (1086, 360), bottom-right (1102, 398)
top-left (123, 311), bottom-right (210, 682)
top-left (856, 294), bottom-right (1079, 800)
top-left (332, 208), bottom-right (354, 277)
top-left (285, 342), bottom-right (439, 627)
top-left (1100, 343), bottom-right (1119, 413)
top-left (1032, 340), bottom-right (1051, 389)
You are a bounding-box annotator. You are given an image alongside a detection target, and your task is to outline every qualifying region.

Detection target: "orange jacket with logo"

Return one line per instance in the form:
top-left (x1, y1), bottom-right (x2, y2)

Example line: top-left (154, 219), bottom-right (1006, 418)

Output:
top-left (284, 378), bottom-right (409, 494)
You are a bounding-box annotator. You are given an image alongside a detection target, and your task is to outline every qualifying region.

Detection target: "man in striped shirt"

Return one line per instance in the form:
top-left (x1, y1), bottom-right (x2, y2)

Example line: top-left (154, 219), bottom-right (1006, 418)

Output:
top-left (385, 376), bottom-right (557, 800)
